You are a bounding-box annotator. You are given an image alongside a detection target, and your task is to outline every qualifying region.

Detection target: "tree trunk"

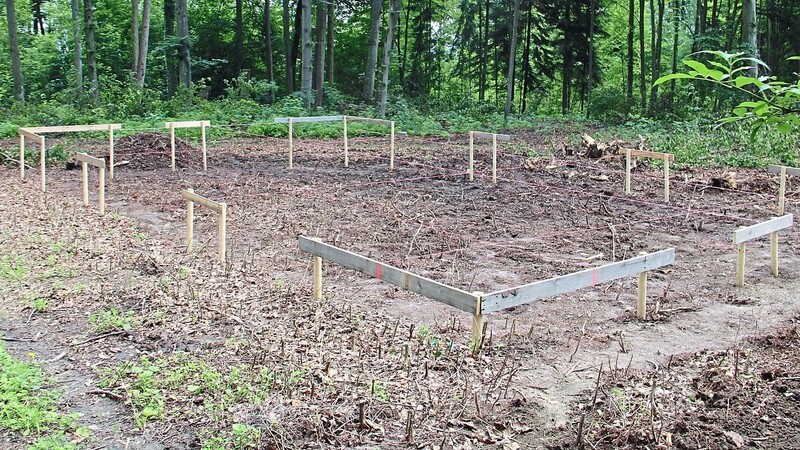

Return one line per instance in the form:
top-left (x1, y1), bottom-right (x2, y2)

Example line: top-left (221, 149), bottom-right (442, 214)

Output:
top-left (71, 0), bottom-right (83, 98)
top-left (132, 0), bottom-right (139, 73)
top-left (300, 0), bottom-right (312, 107)
top-left (742, 0), bottom-right (757, 76)
top-left (561, 1), bottom-right (571, 113)
top-left (282, 0), bottom-right (294, 92)
top-left (136, 0), bottom-right (151, 87)
top-left (84, 0), bottom-right (99, 104)
top-left (638, 0), bottom-right (646, 111)
top-left (378, 0), bottom-right (401, 117)
top-left (235, 0), bottom-right (244, 75)
top-left (313, 1), bottom-right (326, 107)
top-left (504, 0), bottom-right (520, 118)
top-left (326, 1), bottom-right (334, 83)
top-left (649, 0), bottom-right (664, 115)
top-left (627, 0), bottom-right (634, 100)
top-left (5, 0), bottom-right (24, 103)
top-left (520, 0), bottom-right (532, 114)
top-left (669, 0), bottom-right (679, 107)
top-left (363, 0), bottom-right (383, 102)
top-left (400, 0), bottom-right (412, 87)
top-left (263, 0), bottom-right (275, 102)
top-left (586, 0), bottom-right (596, 118)
top-left (291, 0), bottom-right (302, 89)
top-left (164, 0), bottom-right (176, 97)
top-left (176, 0), bottom-right (191, 88)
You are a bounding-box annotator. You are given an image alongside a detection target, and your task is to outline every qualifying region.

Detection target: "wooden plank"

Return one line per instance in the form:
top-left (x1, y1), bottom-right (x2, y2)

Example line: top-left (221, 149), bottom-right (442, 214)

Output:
top-left (164, 120), bottom-right (210, 129)
top-left (629, 149), bottom-right (675, 161)
top-left (181, 190), bottom-right (224, 213)
top-left (18, 128), bottom-right (45, 144)
top-left (25, 124), bottom-right (122, 133)
top-left (298, 237), bottom-right (478, 313)
top-left (481, 248), bottom-right (676, 313)
top-left (472, 131), bottom-right (512, 142)
top-left (768, 165), bottom-right (800, 177)
top-left (75, 152), bottom-right (105, 168)
top-left (273, 115), bottom-right (343, 124)
top-left (733, 214), bottom-right (793, 244)
top-left (344, 116), bottom-right (393, 126)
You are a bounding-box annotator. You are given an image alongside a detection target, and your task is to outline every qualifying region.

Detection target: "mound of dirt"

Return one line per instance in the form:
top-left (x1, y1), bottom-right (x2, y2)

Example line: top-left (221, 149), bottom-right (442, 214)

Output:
top-left (112, 132), bottom-right (201, 171)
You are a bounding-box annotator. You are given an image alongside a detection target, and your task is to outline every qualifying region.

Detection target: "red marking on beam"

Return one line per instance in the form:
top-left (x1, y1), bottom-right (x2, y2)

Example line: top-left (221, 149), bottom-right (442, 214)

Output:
top-left (592, 269), bottom-right (599, 286)
top-left (376, 264), bottom-right (382, 280)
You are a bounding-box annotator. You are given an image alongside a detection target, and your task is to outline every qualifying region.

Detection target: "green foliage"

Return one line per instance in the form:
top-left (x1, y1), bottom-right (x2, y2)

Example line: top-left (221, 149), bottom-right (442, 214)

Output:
top-left (101, 357), bottom-right (165, 428)
top-left (89, 308), bottom-right (136, 334)
top-left (0, 254), bottom-right (28, 284)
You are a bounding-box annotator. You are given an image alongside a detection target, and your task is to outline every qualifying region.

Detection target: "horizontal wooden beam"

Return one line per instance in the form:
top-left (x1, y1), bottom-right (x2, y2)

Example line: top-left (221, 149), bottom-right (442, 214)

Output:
top-left (768, 165), bottom-right (800, 177)
top-left (733, 214), bottom-right (794, 244)
top-left (24, 124), bottom-right (122, 133)
top-left (274, 115), bottom-right (344, 124)
top-left (481, 248), bottom-right (676, 313)
top-left (471, 131), bottom-right (512, 142)
top-left (18, 128), bottom-right (45, 144)
top-left (165, 120), bottom-right (211, 129)
top-left (629, 149), bottom-right (675, 161)
top-left (298, 237), bottom-right (479, 313)
top-left (181, 190), bottom-right (225, 213)
top-left (344, 116), bottom-right (393, 126)
top-left (75, 152), bottom-right (105, 168)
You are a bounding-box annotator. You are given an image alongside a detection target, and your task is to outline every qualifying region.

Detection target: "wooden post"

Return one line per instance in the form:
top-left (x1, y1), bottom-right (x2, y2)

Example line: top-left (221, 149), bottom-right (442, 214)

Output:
top-left (98, 166), bottom-right (106, 215)
top-left (343, 116), bottom-right (349, 167)
top-left (637, 271), bottom-right (647, 320)
top-left (40, 136), bottom-right (46, 192)
top-left (312, 237), bottom-right (323, 301)
top-left (736, 242), bottom-right (746, 287)
top-left (201, 122), bottom-right (208, 172)
top-left (81, 161), bottom-right (89, 206)
top-left (491, 134), bottom-right (497, 185)
top-left (663, 156), bottom-right (670, 202)
top-left (19, 135), bottom-right (25, 179)
top-left (288, 118), bottom-right (293, 169)
top-left (108, 125), bottom-right (115, 179)
top-left (770, 232), bottom-right (779, 276)
top-left (218, 203), bottom-right (227, 262)
top-left (468, 131), bottom-right (474, 181)
top-left (186, 188), bottom-right (194, 253)
top-left (778, 166), bottom-right (787, 215)
top-left (389, 121), bottom-right (395, 171)
top-left (471, 292), bottom-right (484, 346)
top-left (625, 147), bottom-right (632, 194)
top-left (170, 124), bottom-right (176, 171)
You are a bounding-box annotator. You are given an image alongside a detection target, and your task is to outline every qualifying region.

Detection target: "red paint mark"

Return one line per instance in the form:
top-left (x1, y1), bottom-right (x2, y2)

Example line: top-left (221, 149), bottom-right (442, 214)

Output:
top-left (591, 269), bottom-right (599, 286)
top-left (376, 264), bottom-right (382, 280)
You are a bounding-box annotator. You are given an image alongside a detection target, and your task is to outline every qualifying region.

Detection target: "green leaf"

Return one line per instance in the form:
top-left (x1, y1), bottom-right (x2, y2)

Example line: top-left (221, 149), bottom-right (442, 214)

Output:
top-left (776, 121), bottom-right (793, 134)
top-left (653, 73), bottom-right (696, 87)
top-left (683, 59), bottom-right (714, 77)
top-left (787, 56), bottom-right (800, 61)
top-left (732, 108), bottom-right (747, 117)
top-left (733, 76), bottom-right (762, 88)
top-left (187, 385), bottom-right (201, 393)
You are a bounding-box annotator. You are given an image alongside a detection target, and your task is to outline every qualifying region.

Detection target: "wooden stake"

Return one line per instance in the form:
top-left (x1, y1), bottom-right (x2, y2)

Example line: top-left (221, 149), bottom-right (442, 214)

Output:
top-left (390, 121), bottom-right (395, 171)
top-left (343, 116), bottom-right (349, 167)
top-left (218, 203), bottom-right (227, 262)
top-left (637, 271), bottom-right (647, 320)
top-left (170, 124), bottom-right (176, 171)
top-left (770, 231), bottom-right (779, 276)
top-left (778, 166), bottom-right (786, 215)
top-left (186, 188), bottom-right (194, 253)
top-left (19, 135), bottom-right (25, 179)
top-left (625, 147), bottom-right (632, 195)
top-left (108, 125), bottom-right (115, 179)
top-left (492, 134), bottom-right (498, 185)
top-left (98, 166), bottom-right (105, 215)
top-left (81, 161), bottom-right (89, 206)
top-left (471, 292), bottom-right (484, 346)
top-left (736, 242), bottom-right (746, 287)
top-left (663, 156), bottom-right (670, 202)
top-left (468, 131), bottom-right (474, 181)
top-left (288, 118), bottom-right (293, 169)
top-left (201, 122), bottom-right (208, 172)
top-left (40, 136), bottom-right (46, 192)
top-left (312, 237), bottom-right (323, 300)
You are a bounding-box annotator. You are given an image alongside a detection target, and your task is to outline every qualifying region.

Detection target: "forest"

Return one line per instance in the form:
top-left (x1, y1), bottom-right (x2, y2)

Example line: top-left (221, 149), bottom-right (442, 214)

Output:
top-left (1, 0), bottom-right (799, 157)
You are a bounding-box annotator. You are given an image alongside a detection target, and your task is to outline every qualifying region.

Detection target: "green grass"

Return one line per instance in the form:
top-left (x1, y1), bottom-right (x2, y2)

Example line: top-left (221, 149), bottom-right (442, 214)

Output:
top-left (88, 308), bottom-right (136, 334)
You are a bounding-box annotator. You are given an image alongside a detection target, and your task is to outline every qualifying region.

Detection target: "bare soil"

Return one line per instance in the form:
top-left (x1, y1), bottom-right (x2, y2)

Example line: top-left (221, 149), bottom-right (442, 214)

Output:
top-left (0, 131), bottom-right (798, 449)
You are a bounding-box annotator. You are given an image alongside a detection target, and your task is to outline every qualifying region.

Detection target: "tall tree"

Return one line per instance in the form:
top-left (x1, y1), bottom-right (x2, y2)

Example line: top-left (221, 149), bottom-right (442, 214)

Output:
top-left (5, 0), bottom-right (25, 103)
top-left (363, 0), bottom-right (383, 101)
top-left (504, 0), bottom-right (521, 118)
top-left (648, 0), bottom-right (665, 115)
top-left (627, 0), bottom-right (634, 100)
top-left (235, 0), bottom-right (244, 75)
top-left (379, 0), bottom-right (401, 117)
top-left (31, 0), bottom-right (45, 34)
top-left (638, 0), bottom-right (646, 111)
top-left (300, 0), bottom-right (312, 106)
top-left (313, 1), bottom-right (326, 107)
top-left (132, 0), bottom-right (140, 73)
top-left (586, 0), bottom-right (596, 117)
top-left (71, 0), bottom-right (83, 98)
top-left (262, 0), bottom-right (275, 102)
top-left (135, 0), bottom-right (152, 87)
top-left (282, 0), bottom-right (294, 92)
top-left (326, 1), bottom-right (334, 83)
top-left (164, 0), bottom-right (177, 97)
top-left (84, 0), bottom-right (99, 104)
top-left (742, 0), bottom-right (757, 76)
top-left (176, 0), bottom-right (191, 88)
top-left (669, 0), bottom-right (680, 107)
top-left (291, 0), bottom-right (303, 90)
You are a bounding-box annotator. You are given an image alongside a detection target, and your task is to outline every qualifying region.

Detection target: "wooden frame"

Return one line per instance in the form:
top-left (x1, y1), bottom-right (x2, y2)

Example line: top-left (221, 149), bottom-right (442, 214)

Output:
top-left (165, 120), bottom-right (210, 172)
top-left (767, 165), bottom-right (799, 215)
top-left (18, 128), bottom-right (46, 192)
top-left (343, 116), bottom-right (396, 171)
top-left (182, 189), bottom-right (227, 262)
top-left (625, 149), bottom-right (675, 202)
top-left (75, 153), bottom-right (106, 215)
top-left (20, 124), bottom-right (121, 181)
top-left (481, 249), bottom-right (676, 320)
top-left (733, 214), bottom-right (793, 286)
top-left (468, 131), bottom-right (512, 184)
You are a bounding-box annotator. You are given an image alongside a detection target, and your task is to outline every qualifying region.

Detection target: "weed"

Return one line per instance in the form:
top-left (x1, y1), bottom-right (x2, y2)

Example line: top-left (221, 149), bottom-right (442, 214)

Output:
top-left (371, 380), bottom-right (389, 401)
top-left (100, 357), bottom-right (165, 428)
top-left (32, 298), bottom-right (49, 313)
top-left (0, 254), bottom-right (28, 284)
top-left (89, 308), bottom-right (136, 333)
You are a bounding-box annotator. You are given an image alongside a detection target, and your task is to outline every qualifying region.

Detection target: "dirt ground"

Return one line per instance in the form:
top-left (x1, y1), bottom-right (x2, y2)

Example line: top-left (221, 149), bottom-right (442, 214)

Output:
top-left (0, 130), bottom-right (798, 449)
